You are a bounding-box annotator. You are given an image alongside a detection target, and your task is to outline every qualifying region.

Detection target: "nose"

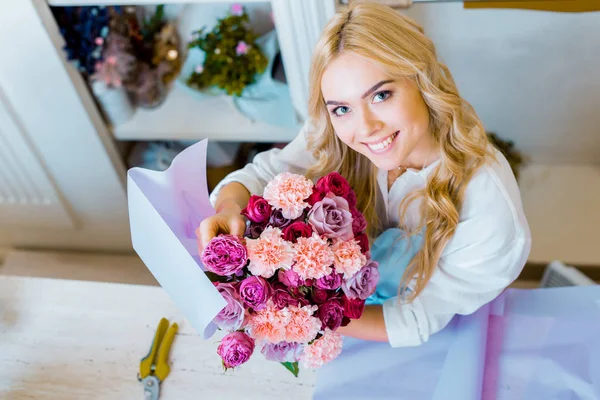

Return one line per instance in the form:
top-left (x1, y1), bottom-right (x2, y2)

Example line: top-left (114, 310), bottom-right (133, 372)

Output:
top-left (358, 107), bottom-right (383, 139)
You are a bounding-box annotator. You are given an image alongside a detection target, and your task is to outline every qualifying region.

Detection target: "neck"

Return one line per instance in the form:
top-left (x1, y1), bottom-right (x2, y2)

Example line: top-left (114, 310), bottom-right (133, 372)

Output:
top-left (400, 134), bottom-right (438, 171)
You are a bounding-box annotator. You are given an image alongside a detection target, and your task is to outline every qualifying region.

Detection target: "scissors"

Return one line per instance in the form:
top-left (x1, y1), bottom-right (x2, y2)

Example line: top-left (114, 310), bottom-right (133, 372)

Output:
top-left (138, 318), bottom-right (178, 400)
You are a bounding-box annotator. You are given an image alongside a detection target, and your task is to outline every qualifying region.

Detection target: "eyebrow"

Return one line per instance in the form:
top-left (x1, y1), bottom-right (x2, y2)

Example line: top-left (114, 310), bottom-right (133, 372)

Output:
top-left (325, 80), bottom-right (394, 106)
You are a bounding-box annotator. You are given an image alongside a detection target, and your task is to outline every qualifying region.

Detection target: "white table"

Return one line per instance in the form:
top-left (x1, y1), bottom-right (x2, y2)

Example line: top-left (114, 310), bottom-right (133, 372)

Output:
top-left (0, 276), bottom-right (316, 399)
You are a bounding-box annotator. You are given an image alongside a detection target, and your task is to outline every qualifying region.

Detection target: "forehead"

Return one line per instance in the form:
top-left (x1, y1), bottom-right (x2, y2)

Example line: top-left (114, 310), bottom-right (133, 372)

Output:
top-left (321, 52), bottom-right (389, 100)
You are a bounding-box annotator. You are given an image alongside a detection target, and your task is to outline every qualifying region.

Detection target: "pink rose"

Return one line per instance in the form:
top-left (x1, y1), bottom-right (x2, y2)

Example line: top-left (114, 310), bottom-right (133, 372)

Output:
top-left (315, 270), bottom-right (343, 290)
top-left (316, 172), bottom-right (356, 208)
top-left (242, 195), bottom-right (272, 224)
top-left (239, 276), bottom-right (271, 311)
top-left (351, 208), bottom-right (367, 234)
top-left (272, 283), bottom-right (302, 309)
top-left (278, 268), bottom-right (303, 287)
top-left (217, 331), bottom-right (255, 368)
top-left (282, 221), bottom-right (313, 243)
top-left (307, 195), bottom-right (353, 241)
top-left (200, 234), bottom-right (247, 276)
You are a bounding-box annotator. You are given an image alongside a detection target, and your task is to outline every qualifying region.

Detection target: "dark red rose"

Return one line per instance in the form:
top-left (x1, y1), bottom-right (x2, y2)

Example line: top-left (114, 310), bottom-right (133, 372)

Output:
top-left (316, 172), bottom-right (355, 208)
top-left (307, 189), bottom-right (327, 206)
top-left (282, 221), bottom-right (313, 243)
top-left (343, 296), bottom-right (366, 319)
top-left (354, 232), bottom-right (370, 254)
top-left (351, 207), bottom-right (367, 234)
top-left (317, 300), bottom-right (345, 331)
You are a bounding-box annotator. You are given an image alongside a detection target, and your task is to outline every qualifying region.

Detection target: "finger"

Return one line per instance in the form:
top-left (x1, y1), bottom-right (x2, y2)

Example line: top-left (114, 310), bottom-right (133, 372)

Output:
top-left (199, 218), bottom-right (219, 252)
top-left (229, 217), bottom-right (246, 237)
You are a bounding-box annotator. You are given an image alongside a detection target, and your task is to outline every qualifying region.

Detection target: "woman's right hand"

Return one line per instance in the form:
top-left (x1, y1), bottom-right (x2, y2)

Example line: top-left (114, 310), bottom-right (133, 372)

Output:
top-left (198, 204), bottom-right (247, 254)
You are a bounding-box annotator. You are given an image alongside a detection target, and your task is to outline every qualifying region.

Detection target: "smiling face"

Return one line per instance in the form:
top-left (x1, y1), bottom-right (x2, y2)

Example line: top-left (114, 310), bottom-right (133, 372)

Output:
top-left (321, 52), bottom-right (436, 172)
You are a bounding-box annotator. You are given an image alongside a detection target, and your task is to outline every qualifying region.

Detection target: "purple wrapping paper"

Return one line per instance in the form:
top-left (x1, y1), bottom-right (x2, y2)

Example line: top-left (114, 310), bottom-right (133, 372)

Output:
top-left (314, 286), bottom-right (600, 400)
top-left (126, 139), bottom-right (600, 398)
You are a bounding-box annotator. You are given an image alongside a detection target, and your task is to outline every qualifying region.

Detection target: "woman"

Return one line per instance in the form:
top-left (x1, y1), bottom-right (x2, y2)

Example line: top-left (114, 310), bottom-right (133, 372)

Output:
top-left (200, 2), bottom-right (531, 348)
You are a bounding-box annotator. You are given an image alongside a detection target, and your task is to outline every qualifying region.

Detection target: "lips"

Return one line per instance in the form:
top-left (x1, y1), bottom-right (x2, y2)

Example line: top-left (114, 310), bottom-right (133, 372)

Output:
top-left (364, 131), bottom-right (398, 152)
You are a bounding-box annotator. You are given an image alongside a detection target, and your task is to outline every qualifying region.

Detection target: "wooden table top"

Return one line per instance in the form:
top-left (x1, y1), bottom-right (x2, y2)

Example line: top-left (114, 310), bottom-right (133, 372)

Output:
top-left (0, 276), bottom-right (316, 399)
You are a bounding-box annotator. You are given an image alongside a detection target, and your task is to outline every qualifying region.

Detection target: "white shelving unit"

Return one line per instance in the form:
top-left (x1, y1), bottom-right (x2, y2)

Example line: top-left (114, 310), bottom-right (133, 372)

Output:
top-left (113, 84), bottom-right (301, 142)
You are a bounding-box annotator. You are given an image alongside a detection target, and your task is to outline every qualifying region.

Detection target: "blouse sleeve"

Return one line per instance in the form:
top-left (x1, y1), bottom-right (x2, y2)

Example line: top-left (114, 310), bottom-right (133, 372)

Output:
top-left (209, 122), bottom-right (315, 207)
top-left (382, 166), bottom-right (532, 348)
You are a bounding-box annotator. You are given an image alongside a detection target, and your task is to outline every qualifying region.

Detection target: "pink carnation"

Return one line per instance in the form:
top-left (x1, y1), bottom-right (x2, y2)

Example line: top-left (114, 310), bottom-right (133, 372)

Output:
top-left (292, 233), bottom-right (335, 280)
top-left (285, 305), bottom-right (322, 343)
top-left (247, 302), bottom-right (289, 344)
top-left (246, 227), bottom-right (294, 278)
top-left (332, 239), bottom-right (367, 279)
top-left (300, 329), bottom-right (343, 369)
top-left (263, 172), bottom-right (314, 219)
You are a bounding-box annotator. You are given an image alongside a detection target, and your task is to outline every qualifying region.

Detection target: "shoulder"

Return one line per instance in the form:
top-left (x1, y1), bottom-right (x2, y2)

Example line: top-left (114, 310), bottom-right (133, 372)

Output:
top-left (442, 147), bottom-right (531, 262)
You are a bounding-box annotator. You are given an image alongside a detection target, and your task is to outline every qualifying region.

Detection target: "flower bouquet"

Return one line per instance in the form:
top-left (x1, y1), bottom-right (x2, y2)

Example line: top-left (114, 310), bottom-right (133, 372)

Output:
top-left (197, 172), bottom-right (380, 376)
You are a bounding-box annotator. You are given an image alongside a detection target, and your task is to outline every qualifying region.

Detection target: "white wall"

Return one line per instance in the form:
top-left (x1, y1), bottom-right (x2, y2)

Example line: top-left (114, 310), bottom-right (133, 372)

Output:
top-left (403, 4), bottom-right (600, 165)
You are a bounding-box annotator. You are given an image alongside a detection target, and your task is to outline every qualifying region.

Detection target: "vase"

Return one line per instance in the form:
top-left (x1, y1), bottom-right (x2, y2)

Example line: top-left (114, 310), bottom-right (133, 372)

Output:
top-left (91, 80), bottom-right (135, 126)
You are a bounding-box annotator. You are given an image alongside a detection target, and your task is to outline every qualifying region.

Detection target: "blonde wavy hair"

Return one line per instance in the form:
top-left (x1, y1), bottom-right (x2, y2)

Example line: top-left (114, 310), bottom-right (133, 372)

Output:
top-left (305, 2), bottom-right (495, 301)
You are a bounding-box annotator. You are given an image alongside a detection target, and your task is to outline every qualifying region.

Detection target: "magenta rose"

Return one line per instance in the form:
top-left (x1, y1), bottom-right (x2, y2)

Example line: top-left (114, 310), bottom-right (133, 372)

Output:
top-left (217, 331), bottom-right (255, 368)
top-left (201, 234), bottom-right (247, 276)
top-left (269, 209), bottom-right (293, 229)
top-left (239, 276), bottom-right (271, 311)
top-left (341, 259), bottom-right (379, 300)
top-left (354, 233), bottom-right (370, 254)
top-left (351, 208), bottom-right (367, 234)
top-left (278, 268), bottom-right (303, 287)
top-left (282, 221), bottom-right (313, 243)
top-left (307, 194), bottom-right (353, 241)
top-left (316, 172), bottom-right (356, 207)
top-left (343, 296), bottom-right (366, 319)
top-left (318, 299), bottom-right (345, 330)
top-left (261, 341), bottom-right (304, 363)
top-left (214, 283), bottom-right (245, 331)
top-left (315, 270), bottom-right (343, 290)
top-left (241, 195), bottom-right (271, 224)
top-left (272, 283), bottom-right (301, 309)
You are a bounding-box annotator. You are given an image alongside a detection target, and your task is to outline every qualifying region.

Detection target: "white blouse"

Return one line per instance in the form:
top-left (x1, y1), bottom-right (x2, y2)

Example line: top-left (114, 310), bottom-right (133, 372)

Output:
top-left (209, 123), bottom-right (532, 348)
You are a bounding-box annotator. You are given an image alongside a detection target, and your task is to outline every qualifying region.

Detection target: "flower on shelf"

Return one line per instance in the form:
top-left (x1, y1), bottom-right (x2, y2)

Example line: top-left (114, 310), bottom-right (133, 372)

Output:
top-left (186, 3), bottom-right (268, 97)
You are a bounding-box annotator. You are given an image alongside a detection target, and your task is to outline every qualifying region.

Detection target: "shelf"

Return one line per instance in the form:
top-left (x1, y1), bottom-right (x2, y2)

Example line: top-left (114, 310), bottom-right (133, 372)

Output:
top-left (519, 164), bottom-right (600, 266)
top-left (48, 0), bottom-right (268, 6)
top-left (113, 84), bottom-right (301, 142)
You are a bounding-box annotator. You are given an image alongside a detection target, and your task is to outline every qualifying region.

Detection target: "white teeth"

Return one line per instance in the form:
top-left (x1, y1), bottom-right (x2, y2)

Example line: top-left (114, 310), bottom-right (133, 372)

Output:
top-left (367, 132), bottom-right (397, 152)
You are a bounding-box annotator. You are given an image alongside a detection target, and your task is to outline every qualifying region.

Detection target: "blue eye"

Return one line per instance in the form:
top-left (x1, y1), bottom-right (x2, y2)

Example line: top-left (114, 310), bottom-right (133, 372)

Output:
top-left (373, 91), bottom-right (391, 103)
top-left (332, 106), bottom-right (350, 117)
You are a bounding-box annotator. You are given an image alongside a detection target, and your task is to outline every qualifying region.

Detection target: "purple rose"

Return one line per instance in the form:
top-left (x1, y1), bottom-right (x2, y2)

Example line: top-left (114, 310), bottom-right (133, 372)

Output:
top-left (307, 194), bottom-right (353, 241)
top-left (244, 222), bottom-right (265, 239)
top-left (201, 234), bottom-right (247, 276)
top-left (315, 270), bottom-right (343, 290)
top-left (242, 195), bottom-right (272, 224)
top-left (278, 268), bottom-right (303, 287)
top-left (261, 341), bottom-right (304, 363)
top-left (239, 276), bottom-right (271, 311)
top-left (318, 299), bottom-right (344, 330)
top-left (341, 259), bottom-right (380, 300)
top-left (272, 283), bottom-right (301, 309)
top-left (214, 283), bottom-right (245, 331)
top-left (351, 208), bottom-right (367, 234)
top-left (269, 209), bottom-right (293, 229)
top-left (217, 331), bottom-right (255, 368)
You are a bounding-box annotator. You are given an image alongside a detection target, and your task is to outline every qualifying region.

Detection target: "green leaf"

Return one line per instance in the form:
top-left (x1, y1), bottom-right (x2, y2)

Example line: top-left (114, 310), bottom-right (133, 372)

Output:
top-left (281, 362), bottom-right (299, 377)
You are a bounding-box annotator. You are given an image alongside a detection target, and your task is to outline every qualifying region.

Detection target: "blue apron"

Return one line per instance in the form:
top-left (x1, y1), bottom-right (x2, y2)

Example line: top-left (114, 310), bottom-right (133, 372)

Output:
top-left (365, 228), bottom-right (424, 306)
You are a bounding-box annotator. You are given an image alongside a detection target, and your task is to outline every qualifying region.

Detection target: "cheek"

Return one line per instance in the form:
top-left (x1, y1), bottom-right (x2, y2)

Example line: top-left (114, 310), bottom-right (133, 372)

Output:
top-left (330, 119), bottom-right (355, 146)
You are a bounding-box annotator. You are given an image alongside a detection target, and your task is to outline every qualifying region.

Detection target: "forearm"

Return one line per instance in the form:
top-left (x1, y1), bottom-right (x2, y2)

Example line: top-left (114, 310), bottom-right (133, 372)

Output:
top-left (337, 305), bottom-right (389, 343)
top-left (214, 182), bottom-right (251, 213)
